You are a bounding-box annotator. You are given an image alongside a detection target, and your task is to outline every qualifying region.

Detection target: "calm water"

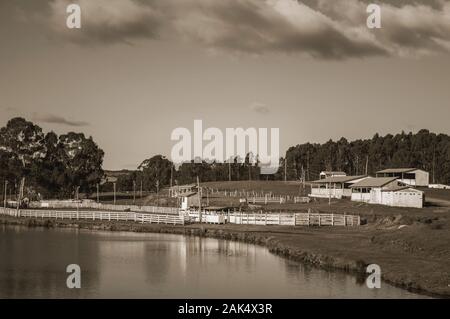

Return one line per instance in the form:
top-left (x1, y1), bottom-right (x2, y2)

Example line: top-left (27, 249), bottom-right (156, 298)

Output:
top-left (0, 225), bottom-right (427, 298)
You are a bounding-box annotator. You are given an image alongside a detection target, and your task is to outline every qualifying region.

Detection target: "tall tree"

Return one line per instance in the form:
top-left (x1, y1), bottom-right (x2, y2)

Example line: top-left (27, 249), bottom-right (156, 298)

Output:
top-left (138, 155), bottom-right (173, 191)
top-left (58, 132), bottom-right (104, 196)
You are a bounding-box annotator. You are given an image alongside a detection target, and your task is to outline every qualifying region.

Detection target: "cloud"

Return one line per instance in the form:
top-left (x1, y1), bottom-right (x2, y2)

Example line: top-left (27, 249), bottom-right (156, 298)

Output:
top-left (43, 0), bottom-right (450, 59)
top-left (0, 106), bottom-right (18, 112)
top-left (32, 113), bottom-right (90, 127)
top-left (49, 0), bottom-right (163, 44)
top-left (249, 102), bottom-right (270, 114)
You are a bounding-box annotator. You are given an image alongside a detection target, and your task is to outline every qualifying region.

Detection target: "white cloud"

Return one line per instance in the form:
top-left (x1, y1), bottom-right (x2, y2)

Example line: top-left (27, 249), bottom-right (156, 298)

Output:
top-left (45, 0), bottom-right (450, 59)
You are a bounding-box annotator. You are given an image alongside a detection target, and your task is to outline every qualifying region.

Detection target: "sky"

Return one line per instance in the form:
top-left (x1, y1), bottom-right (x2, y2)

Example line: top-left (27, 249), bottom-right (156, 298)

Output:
top-left (1, 0), bottom-right (450, 170)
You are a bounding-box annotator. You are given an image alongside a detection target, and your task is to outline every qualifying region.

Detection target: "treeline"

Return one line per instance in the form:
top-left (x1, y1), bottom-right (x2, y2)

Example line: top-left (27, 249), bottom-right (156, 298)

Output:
top-left (0, 117), bottom-right (104, 199)
top-left (2, 117), bottom-right (449, 199)
top-left (116, 129), bottom-right (450, 191)
top-left (109, 155), bottom-right (266, 194)
top-left (284, 130), bottom-right (450, 183)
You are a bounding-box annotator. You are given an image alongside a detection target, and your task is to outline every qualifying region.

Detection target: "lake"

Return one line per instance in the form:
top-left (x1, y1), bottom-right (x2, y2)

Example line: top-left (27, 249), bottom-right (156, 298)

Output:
top-left (0, 225), bottom-right (427, 298)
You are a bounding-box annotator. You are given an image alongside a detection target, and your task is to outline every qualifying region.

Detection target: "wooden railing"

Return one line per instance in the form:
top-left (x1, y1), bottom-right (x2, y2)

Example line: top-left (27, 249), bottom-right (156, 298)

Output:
top-left (28, 201), bottom-right (179, 215)
top-left (0, 208), bottom-right (185, 225)
top-left (1, 207), bottom-right (359, 227)
top-left (228, 212), bottom-right (360, 226)
top-left (183, 210), bottom-right (360, 226)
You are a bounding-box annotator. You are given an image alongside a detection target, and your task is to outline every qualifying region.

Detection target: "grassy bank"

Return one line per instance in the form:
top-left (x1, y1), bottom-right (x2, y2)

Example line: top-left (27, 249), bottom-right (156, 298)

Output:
top-left (1, 214), bottom-right (449, 298)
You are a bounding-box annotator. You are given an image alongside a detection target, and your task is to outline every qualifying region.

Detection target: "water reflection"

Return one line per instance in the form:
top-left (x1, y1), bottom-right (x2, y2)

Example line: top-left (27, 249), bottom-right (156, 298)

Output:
top-left (0, 225), bottom-right (428, 299)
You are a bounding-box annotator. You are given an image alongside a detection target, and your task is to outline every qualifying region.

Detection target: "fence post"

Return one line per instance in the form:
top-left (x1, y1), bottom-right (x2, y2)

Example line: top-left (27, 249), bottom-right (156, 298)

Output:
top-left (331, 213), bottom-right (334, 226)
top-left (319, 214), bottom-right (321, 227)
top-left (307, 210), bottom-right (310, 226)
top-left (344, 214), bottom-right (347, 226)
top-left (294, 213), bottom-right (297, 226)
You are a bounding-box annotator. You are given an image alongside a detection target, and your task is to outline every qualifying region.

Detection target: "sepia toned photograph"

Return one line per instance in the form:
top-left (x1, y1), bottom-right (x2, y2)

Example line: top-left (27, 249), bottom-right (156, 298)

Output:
top-left (0, 0), bottom-right (449, 308)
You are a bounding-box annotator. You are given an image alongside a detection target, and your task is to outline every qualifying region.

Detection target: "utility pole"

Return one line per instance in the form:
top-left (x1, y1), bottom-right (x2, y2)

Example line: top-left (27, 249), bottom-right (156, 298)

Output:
top-left (4, 180), bottom-right (8, 208)
top-left (355, 155), bottom-right (359, 175)
top-left (96, 183), bottom-right (99, 203)
top-left (328, 181), bottom-right (331, 206)
top-left (365, 155), bottom-right (369, 175)
top-left (284, 158), bottom-right (287, 182)
top-left (301, 166), bottom-right (305, 196)
top-left (306, 151), bottom-right (310, 181)
top-left (432, 147), bottom-right (436, 184)
top-left (228, 161), bottom-right (231, 181)
top-left (113, 182), bottom-right (116, 205)
top-left (170, 165), bottom-right (173, 188)
top-left (294, 159), bottom-right (298, 179)
top-left (133, 180), bottom-right (136, 204)
top-left (197, 176), bottom-right (202, 223)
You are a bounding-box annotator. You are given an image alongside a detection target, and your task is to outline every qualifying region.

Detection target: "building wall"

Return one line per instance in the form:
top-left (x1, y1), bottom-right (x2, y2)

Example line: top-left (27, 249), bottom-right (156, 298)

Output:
top-left (389, 190), bottom-right (423, 208)
top-left (429, 184), bottom-right (450, 189)
top-left (398, 178), bottom-right (416, 186)
top-left (412, 170), bottom-right (429, 187)
top-left (310, 187), bottom-right (344, 199)
top-left (351, 189), bottom-right (423, 208)
top-left (351, 192), bottom-right (371, 202)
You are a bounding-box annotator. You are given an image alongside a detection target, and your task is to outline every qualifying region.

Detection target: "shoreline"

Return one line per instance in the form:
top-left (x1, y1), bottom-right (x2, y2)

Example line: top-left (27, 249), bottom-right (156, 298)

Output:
top-left (1, 215), bottom-right (448, 298)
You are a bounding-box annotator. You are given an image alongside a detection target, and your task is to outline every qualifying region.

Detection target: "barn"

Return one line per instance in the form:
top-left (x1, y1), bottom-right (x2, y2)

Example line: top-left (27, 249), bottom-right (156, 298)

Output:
top-left (376, 168), bottom-right (429, 187)
top-left (310, 175), bottom-right (367, 199)
top-left (179, 192), bottom-right (200, 210)
top-left (350, 177), bottom-right (424, 208)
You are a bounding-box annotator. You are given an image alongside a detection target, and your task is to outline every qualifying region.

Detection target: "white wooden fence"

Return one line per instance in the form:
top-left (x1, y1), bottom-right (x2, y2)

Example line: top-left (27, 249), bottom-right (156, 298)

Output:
top-left (0, 208), bottom-right (185, 225)
top-left (183, 210), bottom-right (360, 226)
top-left (294, 196), bottom-right (311, 203)
top-left (28, 201), bottom-right (179, 215)
top-left (249, 195), bottom-right (286, 204)
top-left (1, 207), bottom-right (359, 227)
top-left (228, 212), bottom-right (359, 226)
top-left (206, 188), bottom-right (313, 204)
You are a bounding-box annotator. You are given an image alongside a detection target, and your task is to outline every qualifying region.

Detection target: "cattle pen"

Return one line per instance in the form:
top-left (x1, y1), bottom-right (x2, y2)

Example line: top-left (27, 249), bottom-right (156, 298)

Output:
top-left (1, 207), bottom-right (360, 227)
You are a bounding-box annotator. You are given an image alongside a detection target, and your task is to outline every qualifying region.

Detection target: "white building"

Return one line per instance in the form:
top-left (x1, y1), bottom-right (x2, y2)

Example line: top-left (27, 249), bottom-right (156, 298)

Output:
top-left (180, 192), bottom-right (199, 210)
top-left (376, 168), bottom-right (429, 187)
top-left (310, 175), bottom-right (367, 199)
top-left (350, 177), bottom-right (424, 208)
top-left (429, 184), bottom-right (450, 190)
top-left (319, 171), bottom-right (347, 180)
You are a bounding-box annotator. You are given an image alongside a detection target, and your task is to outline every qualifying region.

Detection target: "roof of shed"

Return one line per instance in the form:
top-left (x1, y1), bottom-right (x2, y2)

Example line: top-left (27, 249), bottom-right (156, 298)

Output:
top-left (320, 171), bottom-right (347, 175)
top-left (382, 186), bottom-right (423, 193)
top-left (376, 168), bottom-right (417, 174)
top-left (350, 177), bottom-right (398, 188)
top-left (312, 175), bottom-right (366, 184)
top-left (170, 184), bottom-right (197, 189)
